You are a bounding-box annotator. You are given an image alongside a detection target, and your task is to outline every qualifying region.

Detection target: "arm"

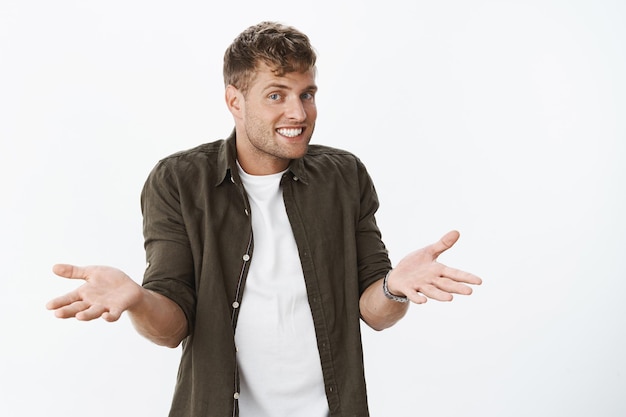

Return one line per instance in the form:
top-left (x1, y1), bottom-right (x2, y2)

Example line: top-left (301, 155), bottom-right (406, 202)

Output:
top-left (46, 264), bottom-right (188, 348)
top-left (359, 274), bottom-right (410, 331)
top-left (360, 230), bottom-right (482, 331)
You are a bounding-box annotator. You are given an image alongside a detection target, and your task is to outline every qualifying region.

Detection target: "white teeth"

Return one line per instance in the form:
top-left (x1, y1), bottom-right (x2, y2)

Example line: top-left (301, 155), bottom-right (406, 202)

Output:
top-left (277, 128), bottom-right (303, 138)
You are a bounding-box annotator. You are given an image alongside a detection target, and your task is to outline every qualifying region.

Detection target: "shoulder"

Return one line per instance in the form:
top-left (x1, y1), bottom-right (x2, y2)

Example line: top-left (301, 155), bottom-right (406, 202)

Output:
top-left (303, 144), bottom-right (369, 173)
top-left (144, 139), bottom-right (228, 189)
top-left (151, 139), bottom-right (227, 174)
top-left (292, 144), bottom-right (377, 191)
top-left (306, 144), bottom-right (358, 158)
top-left (159, 140), bottom-right (225, 165)
top-left (305, 144), bottom-right (365, 166)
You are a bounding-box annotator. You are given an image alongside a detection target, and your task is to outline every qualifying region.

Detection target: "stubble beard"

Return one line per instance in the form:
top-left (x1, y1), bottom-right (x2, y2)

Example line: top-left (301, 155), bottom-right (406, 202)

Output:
top-left (244, 119), bottom-right (315, 162)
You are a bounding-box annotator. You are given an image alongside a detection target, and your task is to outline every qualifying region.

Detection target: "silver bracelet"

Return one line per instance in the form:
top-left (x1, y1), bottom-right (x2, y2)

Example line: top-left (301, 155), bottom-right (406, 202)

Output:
top-left (382, 270), bottom-right (409, 303)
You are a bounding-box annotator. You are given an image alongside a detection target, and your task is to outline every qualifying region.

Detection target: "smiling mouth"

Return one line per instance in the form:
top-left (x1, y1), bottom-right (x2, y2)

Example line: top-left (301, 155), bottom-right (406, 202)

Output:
top-left (276, 127), bottom-right (303, 138)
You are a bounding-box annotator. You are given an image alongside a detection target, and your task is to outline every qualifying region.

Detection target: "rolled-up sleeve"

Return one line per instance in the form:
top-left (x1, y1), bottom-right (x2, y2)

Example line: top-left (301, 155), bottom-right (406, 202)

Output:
top-left (355, 158), bottom-right (392, 295)
top-left (141, 160), bottom-right (197, 330)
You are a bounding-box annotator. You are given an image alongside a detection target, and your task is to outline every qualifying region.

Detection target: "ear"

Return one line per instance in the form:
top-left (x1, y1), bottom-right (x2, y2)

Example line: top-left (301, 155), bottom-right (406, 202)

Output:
top-left (225, 84), bottom-right (243, 118)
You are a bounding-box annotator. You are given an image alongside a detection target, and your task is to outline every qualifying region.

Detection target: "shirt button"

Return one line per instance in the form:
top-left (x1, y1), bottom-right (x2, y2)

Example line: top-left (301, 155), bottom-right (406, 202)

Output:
top-left (244, 208), bottom-right (249, 216)
top-left (230, 176), bottom-right (235, 184)
top-left (234, 392), bottom-right (240, 400)
top-left (293, 176), bottom-right (299, 181)
top-left (232, 301), bottom-right (240, 309)
top-left (243, 254), bottom-right (250, 261)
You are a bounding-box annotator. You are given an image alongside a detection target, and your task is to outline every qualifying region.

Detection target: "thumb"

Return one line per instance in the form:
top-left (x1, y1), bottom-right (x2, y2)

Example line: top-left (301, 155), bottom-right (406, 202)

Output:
top-left (428, 230), bottom-right (460, 259)
top-left (52, 264), bottom-right (89, 280)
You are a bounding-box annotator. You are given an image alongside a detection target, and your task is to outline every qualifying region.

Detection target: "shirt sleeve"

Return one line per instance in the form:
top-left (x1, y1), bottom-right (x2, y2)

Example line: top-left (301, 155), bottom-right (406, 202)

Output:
top-left (140, 159), bottom-right (197, 330)
top-left (355, 158), bottom-right (392, 295)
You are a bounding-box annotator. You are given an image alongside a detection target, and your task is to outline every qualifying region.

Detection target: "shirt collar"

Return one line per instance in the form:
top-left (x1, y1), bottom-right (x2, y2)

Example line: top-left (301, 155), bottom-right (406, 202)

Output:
top-left (215, 129), bottom-right (237, 186)
top-left (287, 154), bottom-right (308, 184)
top-left (215, 128), bottom-right (309, 186)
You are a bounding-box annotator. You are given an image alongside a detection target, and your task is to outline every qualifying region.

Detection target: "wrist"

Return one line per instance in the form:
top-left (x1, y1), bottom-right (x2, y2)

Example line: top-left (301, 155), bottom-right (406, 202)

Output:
top-left (382, 270), bottom-right (408, 303)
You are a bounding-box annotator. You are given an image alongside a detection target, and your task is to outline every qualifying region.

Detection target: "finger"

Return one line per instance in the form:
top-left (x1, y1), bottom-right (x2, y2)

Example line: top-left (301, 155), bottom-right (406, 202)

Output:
top-left (417, 285), bottom-right (454, 302)
top-left (406, 291), bottom-right (428, 305)
top-left (435, 277), bottom-right (475, 296)
top-left (52, 301), bottom-right (90, 319)
top-left (440, 265), bottom-right (482, 285)
top-left (102, 309), bottom-right (123, 322)
top-left (52, 264), bottom-right (89, 280)
top-left (76, 305), bottom-right (108, 321)
top-left (428, 230), bottom-right (460, 259)
top-left (46, 291), bottom-right (83, 310)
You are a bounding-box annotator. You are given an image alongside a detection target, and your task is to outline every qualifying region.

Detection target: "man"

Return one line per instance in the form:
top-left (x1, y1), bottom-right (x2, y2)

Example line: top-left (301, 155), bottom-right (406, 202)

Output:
top-left (47, 21), bottom-right (482, 417)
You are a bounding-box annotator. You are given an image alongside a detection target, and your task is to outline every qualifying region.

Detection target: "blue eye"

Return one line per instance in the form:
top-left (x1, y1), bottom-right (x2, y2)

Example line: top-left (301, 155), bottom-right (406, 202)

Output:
top-left (269, 93), bottom-right (281, 100)
top-left (301, 92), bottom-right (315, 100)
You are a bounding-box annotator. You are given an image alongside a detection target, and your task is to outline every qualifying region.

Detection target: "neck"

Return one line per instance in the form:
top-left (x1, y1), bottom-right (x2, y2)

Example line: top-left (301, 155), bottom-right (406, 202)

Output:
top-left (234, 130), bottom-right (291, 175)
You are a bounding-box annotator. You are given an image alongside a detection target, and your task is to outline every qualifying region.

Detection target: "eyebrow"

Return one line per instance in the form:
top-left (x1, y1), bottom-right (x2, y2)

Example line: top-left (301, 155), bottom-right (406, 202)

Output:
top-left (263, 83), bottom-right (318, 93)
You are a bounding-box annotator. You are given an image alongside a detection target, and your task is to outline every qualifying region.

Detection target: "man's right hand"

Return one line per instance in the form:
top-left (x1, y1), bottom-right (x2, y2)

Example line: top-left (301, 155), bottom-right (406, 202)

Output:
top-left (46, 264), bottom-right (142, 322)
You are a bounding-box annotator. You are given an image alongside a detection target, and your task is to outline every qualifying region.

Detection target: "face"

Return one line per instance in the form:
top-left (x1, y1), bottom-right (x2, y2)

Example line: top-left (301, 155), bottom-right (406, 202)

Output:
top-left (227, 63), bottom-right (318, 175)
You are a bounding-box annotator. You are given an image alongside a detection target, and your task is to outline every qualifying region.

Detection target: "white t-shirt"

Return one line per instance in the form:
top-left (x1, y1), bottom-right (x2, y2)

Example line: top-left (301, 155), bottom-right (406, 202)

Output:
top-left (235, 165), bottom-right (329, 417)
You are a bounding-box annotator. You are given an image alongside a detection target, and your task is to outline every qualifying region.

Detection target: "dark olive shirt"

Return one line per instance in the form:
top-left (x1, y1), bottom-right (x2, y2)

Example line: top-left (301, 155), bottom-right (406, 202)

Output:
top-left (141, 131), bottom-right (392, 417)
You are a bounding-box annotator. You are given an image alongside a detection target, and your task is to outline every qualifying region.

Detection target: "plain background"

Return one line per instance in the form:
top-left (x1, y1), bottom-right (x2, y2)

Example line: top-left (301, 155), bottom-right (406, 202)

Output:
top-left (1, 0), bottom-right (625, 416)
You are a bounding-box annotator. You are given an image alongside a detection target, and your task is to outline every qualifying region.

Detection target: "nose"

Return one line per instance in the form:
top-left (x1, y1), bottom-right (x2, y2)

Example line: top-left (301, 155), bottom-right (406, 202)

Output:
top-left (284, 97), bottom-right (307, 122)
